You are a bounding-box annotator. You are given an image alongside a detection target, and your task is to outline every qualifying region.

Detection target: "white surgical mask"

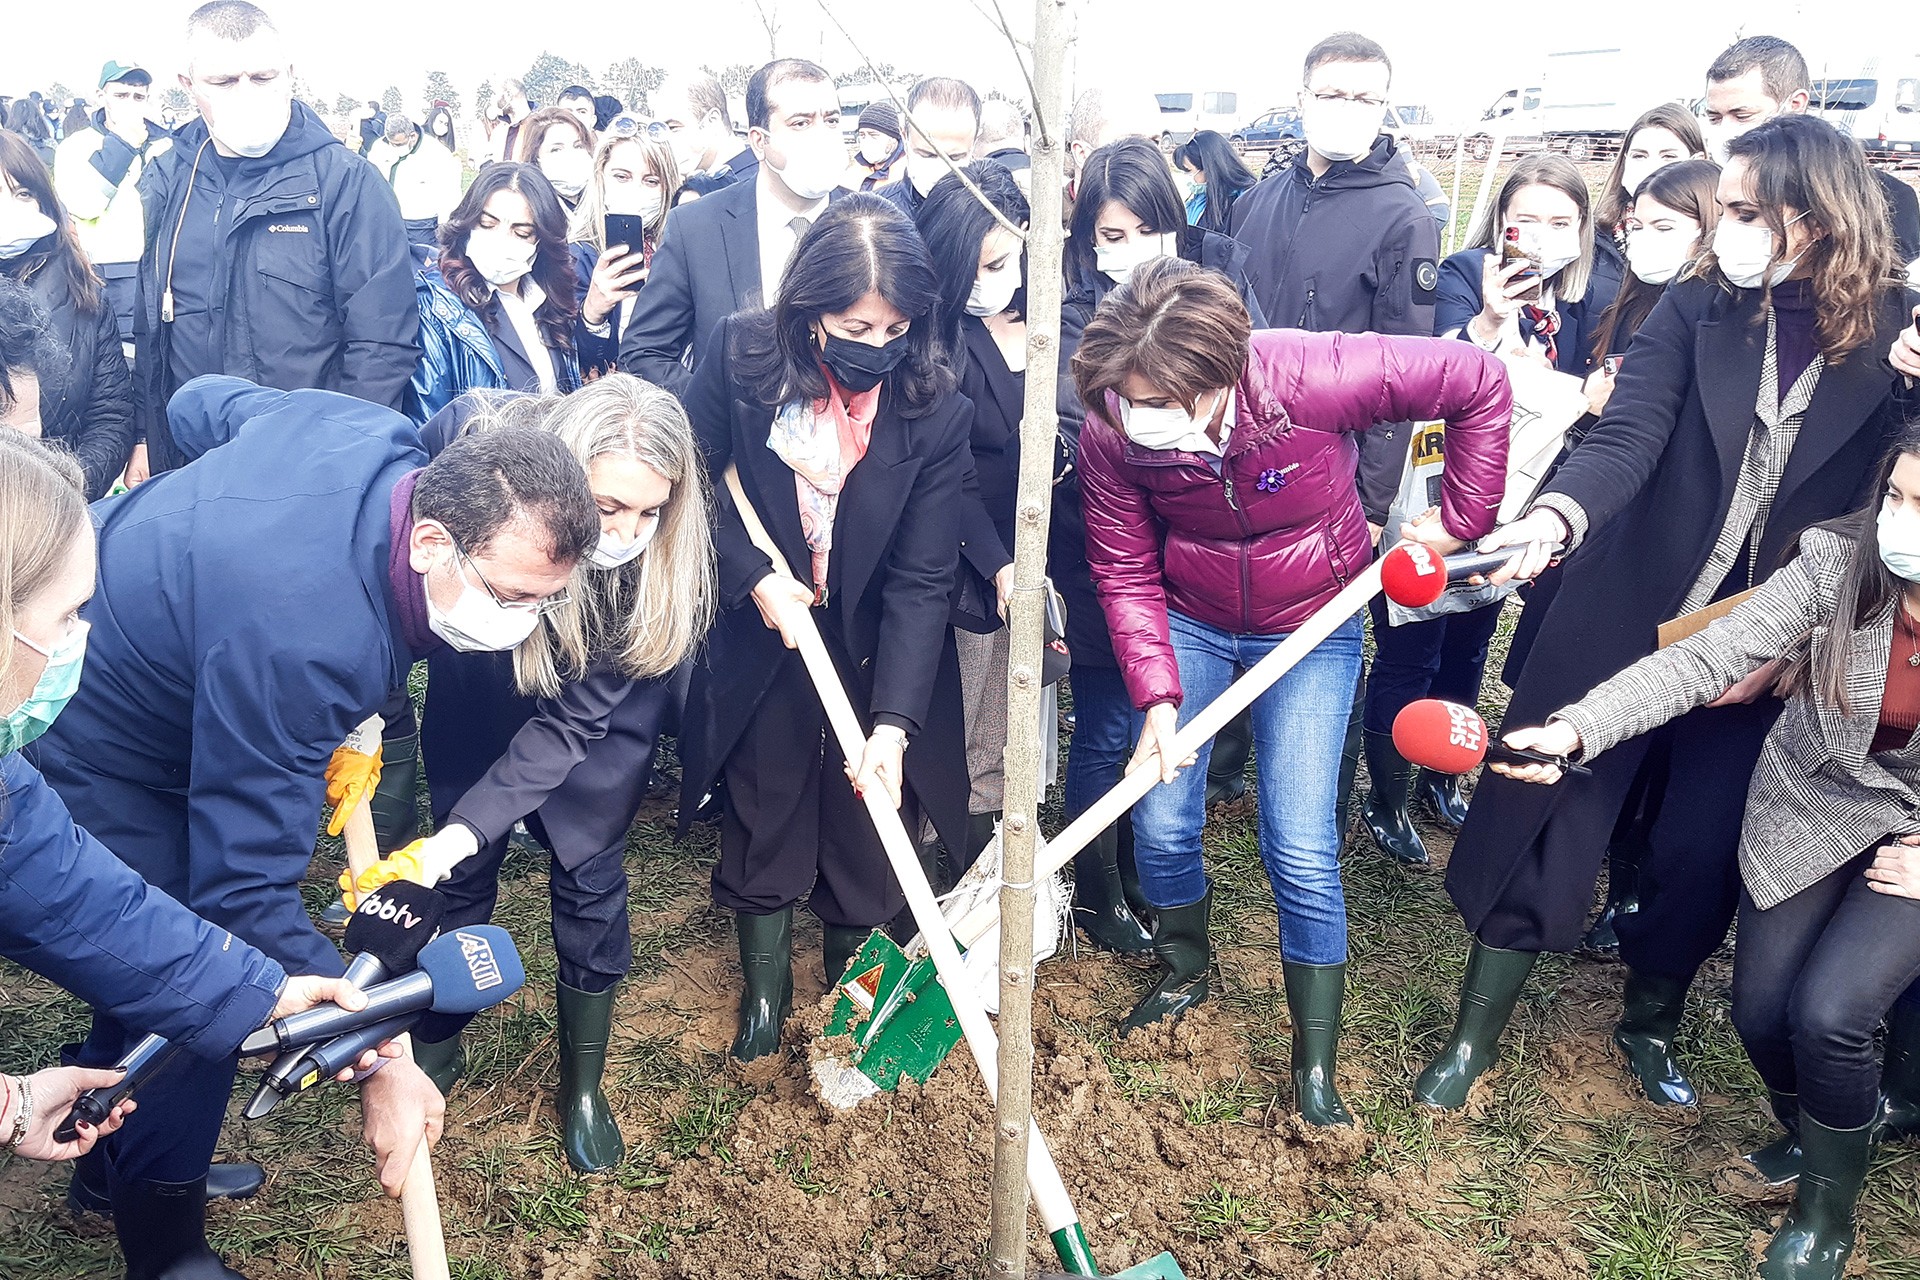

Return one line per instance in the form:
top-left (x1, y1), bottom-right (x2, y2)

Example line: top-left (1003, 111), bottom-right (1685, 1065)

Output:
top-left (1880, 500), bottom-right (1920, 581)
top-left (1119, 388), bottom-right (1226, 453)
top-left (1300, 95), bottom-right (1381, 164)
top-left (858, 134), bottom-right (895, 165)
top-left (1713, 212), bottom-right (1806, 289)
top-left (0, 205), bottom-right (57, 259)
top-left (426, 552), bottom-right (545, 652)
top-left (542, 148), bottom-right (591, 200)
top-left (1625, 224), bottom-right (1696, 285)
top-left (587, 517), bottom-right (658, 569)
top-left (769, 132), bottom-right (844, 203)
top-left (465, 227), bottom-right (538, 287)
top-left (1095, 231), bottom-right (1179, 285)
top-left (1533, 227), bottom-right (1582, 278)
top-left (966, 262), bottom-right (1021, 317)
top-left (210, 96), bottom-right (291, 159)
top-left (907, 154), bottom-right (950, 198)
top-left (1702, 120), bottom-right (1748, 166)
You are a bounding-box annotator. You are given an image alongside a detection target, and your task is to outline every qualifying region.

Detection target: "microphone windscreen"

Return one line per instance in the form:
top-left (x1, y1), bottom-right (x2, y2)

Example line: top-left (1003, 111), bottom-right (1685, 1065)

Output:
top-left (415, 926), bottom-right (525, 1015)
top-left (1380, 543), bottom-right (1448, 607)
top-left (343, 881), bottom-right (447, 975)
top-left (1392, 699), bottom-right (1489, 775)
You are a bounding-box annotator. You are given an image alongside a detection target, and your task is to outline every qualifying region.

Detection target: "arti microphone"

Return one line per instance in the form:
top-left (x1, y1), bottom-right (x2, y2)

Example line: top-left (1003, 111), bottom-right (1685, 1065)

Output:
top-left (1391, 699), bottom-right (1591, 778)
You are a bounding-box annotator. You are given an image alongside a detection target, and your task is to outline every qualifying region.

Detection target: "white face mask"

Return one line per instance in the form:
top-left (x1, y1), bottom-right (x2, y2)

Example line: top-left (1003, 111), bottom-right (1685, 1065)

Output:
top-left (587, 515), bottom-right (658, 569)
top-left (966, 261), bottom-right (1021, 317)
top-left (1119, 388), bottom-right (1226, 453)
top-left (1880, 500), bottom-right (1920, 582)
top-left (1095, 231), bottom-right (1179, 285)
top-left (767, 131), bottom-right (844, 203)
top-left (425, 550), bottom-right (544, 652)
top-left (1625, 224), bottom-right (1696, 285)
top-left (0, 204), bottom-right (57, 259)
top-left (465, 226), bottom-right (538, 287)
top-left (906, 153), bottom-right (951, 198)
top-left (1300, 95), bottom-right (1381, 163)
top-left (1531, 226), bottom-right (1581, 278)
top-left (607, 181), bottom-right (663, 224)
top-left (430, 117), bottom-right (450, 136)
top-left (1713, 212), bottom-right (1806, 289)
top-left (542, 148), bottom-right (591, 200)
top-left (209, 94), bottom-right (291, 158)
top-left (1702, 120), bottom-right (1752, 166)
top-left (858, 133), bottom-right (895, 165)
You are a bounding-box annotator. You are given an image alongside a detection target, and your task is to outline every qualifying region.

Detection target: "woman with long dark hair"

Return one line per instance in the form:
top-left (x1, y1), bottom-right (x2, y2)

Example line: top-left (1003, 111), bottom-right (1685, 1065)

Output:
top-left (676, 194), bottom-right (974, 1062)
top-left (1419, 114), bottom-right (1920, 1119)
top-left (516, 107), bottom-right (595, 212)
top-left (1172, 129), bottom-right (1257, 235)
top-left (0, 133), bottom-right (134, 496)
top-left (422, 104), bottom-right (458, 152)
top-left (408, 163), bottom-right (582, 421)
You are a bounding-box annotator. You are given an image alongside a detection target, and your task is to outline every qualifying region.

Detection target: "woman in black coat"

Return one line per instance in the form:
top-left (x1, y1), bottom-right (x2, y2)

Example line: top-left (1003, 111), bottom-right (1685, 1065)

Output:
top-left (1416, 115), bottom-right (1920, 1113)
top-left (676, 194), bottom-right (974, 1062)
top-left (0, 133), bottom-right (135, 497)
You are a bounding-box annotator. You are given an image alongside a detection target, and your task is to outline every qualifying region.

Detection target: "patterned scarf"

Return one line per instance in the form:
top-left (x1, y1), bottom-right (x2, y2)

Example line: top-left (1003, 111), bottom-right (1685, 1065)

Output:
top-left (765, 374), bottom-right (880, 602)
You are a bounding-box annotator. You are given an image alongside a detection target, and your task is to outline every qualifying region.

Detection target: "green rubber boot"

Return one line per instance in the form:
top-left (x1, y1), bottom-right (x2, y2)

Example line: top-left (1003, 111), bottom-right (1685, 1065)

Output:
top-left (1283, 961), bottom-right (1353, 1126)
top-left (1361, 730), bottom-right (1430, 866)
top-left (1071, 824), bottom-right (1153, 954)
top-left (823, 924), bottom-right (870, 986)
top-left (1205, 709), bottom-right (1252, 806)
top-left (1119, 888), bottom-right (1212, 1035)
top-left (556, 981), bottom-right (624, 1173)
top-left (1756, 1114), bottom-right (1874, 1280)
top-left (1877, 1000), bottom-right (1920, 1141)
top-left (411, 1032), bottom-right (466, 1094)
top-left (368, 731), bottom-right (421, 852)
top-left (1747, 1090), bottom-right (1805, 1187)
top-left (1414, 942), bottom-right (1538, 1108)
top-left (1612, 969), bottom-right (1699, 1107)
top-left (1417, 769), bottom-right (1470, 830)
top-left (731, 908), bottom-right (793, 1062)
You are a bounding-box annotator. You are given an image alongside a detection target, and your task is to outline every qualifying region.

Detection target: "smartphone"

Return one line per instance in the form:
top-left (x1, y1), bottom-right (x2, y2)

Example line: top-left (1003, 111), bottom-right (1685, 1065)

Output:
top-left (1500, 225), bottom-right (1544, 303)
top-left (603, 214), bottom-right (648, 256)
top-left (1602, 353), bottom-right (1625, 377)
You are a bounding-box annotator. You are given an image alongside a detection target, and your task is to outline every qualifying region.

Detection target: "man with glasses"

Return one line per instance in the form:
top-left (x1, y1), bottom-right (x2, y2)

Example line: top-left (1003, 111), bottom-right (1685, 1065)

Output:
top-left (53, 60), bottom-right (172, 354)
top-left (34, 374), bottom-right (598, 1278)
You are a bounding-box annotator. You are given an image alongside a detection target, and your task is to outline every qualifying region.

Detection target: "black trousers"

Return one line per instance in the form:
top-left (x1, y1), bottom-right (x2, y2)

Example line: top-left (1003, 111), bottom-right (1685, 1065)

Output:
top-left (1362, 594), bottom-right (1506, 734)
top-left (715, 647), bottom-right (909, 928)
top-left (1732, 848), bottom-right (1920, 1129)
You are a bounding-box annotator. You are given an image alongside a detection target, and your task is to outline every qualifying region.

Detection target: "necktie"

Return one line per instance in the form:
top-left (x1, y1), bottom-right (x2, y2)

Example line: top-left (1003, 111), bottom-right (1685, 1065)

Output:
top-left (789, 215), bottom-right (813, 244)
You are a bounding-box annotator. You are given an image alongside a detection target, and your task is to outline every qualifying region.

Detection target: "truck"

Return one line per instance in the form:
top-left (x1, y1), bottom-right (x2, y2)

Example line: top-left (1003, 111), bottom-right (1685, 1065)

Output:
top-left (1445, 47), bottom-right (1690, 163)
top-left (1811, 62), bottom-right (1920, 167)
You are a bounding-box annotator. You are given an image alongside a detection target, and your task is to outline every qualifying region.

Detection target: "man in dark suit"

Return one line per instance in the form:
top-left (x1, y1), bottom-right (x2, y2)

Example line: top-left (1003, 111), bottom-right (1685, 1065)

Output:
top-left (655, 71), bottom-right (755, 199)
top-left (873, 77), bottom-right (982, 220)
top-left (619, 59), bottom-right (846, 396)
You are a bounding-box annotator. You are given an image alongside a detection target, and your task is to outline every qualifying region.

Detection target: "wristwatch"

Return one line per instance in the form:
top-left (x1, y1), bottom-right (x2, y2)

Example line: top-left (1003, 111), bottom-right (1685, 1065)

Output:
top-left (873, 725), bottom-right (909, 750)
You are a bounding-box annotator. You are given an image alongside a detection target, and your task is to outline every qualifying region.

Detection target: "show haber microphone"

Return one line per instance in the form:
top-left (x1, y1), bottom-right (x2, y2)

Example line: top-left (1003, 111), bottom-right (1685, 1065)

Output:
top-left (1379, 542), bottom-right (1564, 608)
top-left (239, 926), bottom-right (524, 1057)
top-left (1391, 699), bottom-right (1592, 777)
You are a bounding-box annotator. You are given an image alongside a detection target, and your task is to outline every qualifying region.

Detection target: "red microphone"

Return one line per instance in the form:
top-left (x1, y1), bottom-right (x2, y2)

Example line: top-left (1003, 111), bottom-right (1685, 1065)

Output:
top-left (1391, 699), bottom-right (1591, 777)
top-left (1379, 543), bottom-right (1560, 607)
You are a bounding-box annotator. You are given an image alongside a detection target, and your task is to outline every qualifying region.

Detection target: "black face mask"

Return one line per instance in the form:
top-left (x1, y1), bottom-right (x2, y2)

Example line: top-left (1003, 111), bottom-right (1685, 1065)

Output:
top-left (817, 330), bottom-right (910, 393)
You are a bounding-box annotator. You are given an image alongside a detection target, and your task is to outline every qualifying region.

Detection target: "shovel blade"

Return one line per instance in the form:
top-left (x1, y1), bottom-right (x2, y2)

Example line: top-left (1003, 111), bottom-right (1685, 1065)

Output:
top-left (819, 931), bottom-right (963, 1093)
top-left (1113, 1254), bottom-right (1187, 1279)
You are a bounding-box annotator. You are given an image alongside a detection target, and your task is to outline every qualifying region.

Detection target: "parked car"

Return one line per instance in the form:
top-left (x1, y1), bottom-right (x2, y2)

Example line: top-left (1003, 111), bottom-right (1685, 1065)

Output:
top-left (1230, 106), bottom-right (1304, 159)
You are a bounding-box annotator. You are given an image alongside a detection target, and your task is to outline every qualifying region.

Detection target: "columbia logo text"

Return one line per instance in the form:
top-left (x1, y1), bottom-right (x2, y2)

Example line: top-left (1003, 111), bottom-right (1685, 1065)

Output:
top-left (267, 223), bottom-right (310, 233)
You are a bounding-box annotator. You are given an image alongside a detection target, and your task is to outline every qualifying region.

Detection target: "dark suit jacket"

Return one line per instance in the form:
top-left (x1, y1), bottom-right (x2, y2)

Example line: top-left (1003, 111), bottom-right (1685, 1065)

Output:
top-left (617, 178), bottom-right (762, 397)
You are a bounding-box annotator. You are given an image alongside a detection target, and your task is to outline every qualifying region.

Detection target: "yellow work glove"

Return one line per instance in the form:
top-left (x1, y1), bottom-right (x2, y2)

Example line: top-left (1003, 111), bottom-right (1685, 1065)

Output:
top-left (323, 743), bottom-right (383, 837)
top-left (337, 825), bottom-right (481, 911)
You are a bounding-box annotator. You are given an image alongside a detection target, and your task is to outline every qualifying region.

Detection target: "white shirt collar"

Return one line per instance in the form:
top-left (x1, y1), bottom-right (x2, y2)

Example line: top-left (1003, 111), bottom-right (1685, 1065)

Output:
top-left (756, 179), bottom-right (830, 305)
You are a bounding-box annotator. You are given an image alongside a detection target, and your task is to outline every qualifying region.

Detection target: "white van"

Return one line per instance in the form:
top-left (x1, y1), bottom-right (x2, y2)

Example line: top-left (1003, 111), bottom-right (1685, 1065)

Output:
top-left (1153, 90), bottom-right (1243, 145)
top-left (1813, 68), bottom-right (1920, 164)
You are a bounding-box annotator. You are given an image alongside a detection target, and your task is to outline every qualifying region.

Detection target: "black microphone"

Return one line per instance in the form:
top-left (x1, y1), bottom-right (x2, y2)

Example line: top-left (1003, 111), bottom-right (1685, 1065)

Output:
top-left (52, 1033), bottom-right (181, 1143)
top-left (239, 926), bottom-right (524, 1057)
top-left (243, 1013), bottom-right (422, 1120)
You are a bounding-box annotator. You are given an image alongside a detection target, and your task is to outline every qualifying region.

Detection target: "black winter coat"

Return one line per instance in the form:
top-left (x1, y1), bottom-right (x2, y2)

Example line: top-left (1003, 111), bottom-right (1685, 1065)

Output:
top-left (1445, 278), bottom-right (1920, 948)
top-left (24, 265), bottom-right (135, 497)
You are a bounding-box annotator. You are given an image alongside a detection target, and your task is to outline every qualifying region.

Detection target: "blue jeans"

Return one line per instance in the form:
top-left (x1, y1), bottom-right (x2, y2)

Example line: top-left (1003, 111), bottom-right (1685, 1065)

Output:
top-left (1131, 610), bottom-right (1364, 964)
top-left (1064, 664), bottom-right (1135, 821)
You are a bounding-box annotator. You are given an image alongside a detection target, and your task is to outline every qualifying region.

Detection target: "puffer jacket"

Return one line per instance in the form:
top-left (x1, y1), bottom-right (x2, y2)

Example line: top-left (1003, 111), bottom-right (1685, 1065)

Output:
top-left (406, 266), bottom-right (582, 422)
top-left (1081, 328), bottom-right (1511, 712)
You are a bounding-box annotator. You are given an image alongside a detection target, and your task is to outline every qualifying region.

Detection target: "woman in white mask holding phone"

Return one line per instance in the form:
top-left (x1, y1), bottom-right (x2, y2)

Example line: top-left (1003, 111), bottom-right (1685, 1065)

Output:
top-left (571, 125), bottom-right (682, 376)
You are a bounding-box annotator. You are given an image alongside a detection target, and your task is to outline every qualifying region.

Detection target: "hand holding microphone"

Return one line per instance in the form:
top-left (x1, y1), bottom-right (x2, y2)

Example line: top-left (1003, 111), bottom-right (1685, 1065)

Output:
top-left (1493, 722), bottom-right (1584, 784)
top-left (1472, 509), bottom-right (1569, 585)
top-left (1379, 538), bottom-right (1565, 609)
top-left (1390, 699), bottom-right (1590, 785)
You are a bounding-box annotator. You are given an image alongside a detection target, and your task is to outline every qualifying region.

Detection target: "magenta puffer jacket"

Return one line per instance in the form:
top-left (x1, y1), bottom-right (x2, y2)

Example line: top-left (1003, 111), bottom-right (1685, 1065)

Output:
top-left (1081, 328), bottom-right (1511, 711)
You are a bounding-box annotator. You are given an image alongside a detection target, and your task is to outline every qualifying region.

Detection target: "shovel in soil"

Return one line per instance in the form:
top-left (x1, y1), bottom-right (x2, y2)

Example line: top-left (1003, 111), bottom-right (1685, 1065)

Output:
top-left (724, 468), bottom-right (1182, 1279)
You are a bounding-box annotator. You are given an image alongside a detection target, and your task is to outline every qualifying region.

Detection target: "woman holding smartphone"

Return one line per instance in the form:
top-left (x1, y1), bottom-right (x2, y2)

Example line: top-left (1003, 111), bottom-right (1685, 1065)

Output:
top-left (573, 126), bottom-right (682, 376)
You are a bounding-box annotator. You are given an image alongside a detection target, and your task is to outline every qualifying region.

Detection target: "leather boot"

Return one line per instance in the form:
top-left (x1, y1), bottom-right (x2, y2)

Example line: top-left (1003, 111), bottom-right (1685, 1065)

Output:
top-left (70, 1151), bottom-right (263, 1215)
top-left (823, 924), bottom-right (871, 985)
top-left (1282, 961), bottom-right (1352, 1126)
top-left (109, 1163), bottom-right (246, 1280)
top-left (368, 731), bottom-right (421, 852)
top-left (411, 1032), bottom-right (466, 1094)
top-left (556, 981), bottom-right (624, 1173)
top-left (1415, 942), bottom-right (1537, 1108)
top-left (1361, 730), bottom-right (1429, 866)
top-left (1417, 770), bottom-right (1470, 830)
top-left (1877, 998), bottom-right (1920, 1141)
top-left (1747, 1090), bottom-right (1806, 1187)
top-left (1612, 969), bottom-right (1699, 1107)
top-left (731, 908), bottom-right (792, 1061)
top-left (1756, 1114), bottom-right (1875, 1280)
top-left (1119, 888), bottom-right (1212, 1034)
top-left (1204, 709), bottom-right (1252, 805)
top-left (1071, 824), bottom-right (1152, 954)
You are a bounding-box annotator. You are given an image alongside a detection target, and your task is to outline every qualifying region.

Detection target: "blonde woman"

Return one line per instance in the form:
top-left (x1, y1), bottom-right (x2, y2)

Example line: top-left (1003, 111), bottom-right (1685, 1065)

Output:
top-left (348, 373), bottom-right (715, 1172)
top-left (572, 128), bottom-right (682, 376)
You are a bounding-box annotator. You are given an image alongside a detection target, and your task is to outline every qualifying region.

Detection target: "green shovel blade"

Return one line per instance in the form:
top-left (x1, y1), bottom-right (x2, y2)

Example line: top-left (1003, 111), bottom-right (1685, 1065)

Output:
top-left (821, 932), bottom-right (964, 1091)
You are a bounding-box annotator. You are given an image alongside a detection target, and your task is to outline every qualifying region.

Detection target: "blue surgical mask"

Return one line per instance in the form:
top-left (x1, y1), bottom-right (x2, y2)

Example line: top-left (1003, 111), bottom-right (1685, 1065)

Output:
top-left (3, 619), bottom-right (89, 755)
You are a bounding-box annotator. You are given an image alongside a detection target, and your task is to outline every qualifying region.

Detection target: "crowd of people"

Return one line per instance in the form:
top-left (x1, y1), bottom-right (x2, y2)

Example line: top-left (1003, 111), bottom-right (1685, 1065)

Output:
top-left (4, 4), bottom-right (1920, 1278)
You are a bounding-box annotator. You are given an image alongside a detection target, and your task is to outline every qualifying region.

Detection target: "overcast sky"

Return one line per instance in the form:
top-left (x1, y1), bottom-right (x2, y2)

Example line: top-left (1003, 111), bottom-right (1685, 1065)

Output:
top-left (4, 0), bottom-right (1916, 124)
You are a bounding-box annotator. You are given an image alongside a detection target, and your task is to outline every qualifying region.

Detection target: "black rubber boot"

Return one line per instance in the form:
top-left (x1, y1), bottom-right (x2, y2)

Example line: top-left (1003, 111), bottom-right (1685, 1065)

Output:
top-left (1115, 821), bottom-right (1153, 922)
top-left (1417, 770), bottom-right (1470, 831)
top-left (1612, 969), bottom-right (1699, 1107)
top-left (1360, 730), bottom-right (1429, 866)
top-left (1756, 1114), bottom-right (1875, 1280)
top-left (1414, 942), bottom-right (1538, 1108)
top-left (109, 1164), bottom-right (246, 1280)
top-left (367, 731), bottom-right (421, 852)
top-left (731, 907), bottom-right (793, 1062)
top-left (1283, 961), bottom-right (1353, 1126)
top-left (1071, 825), bottom-right (1153, 954)
top-left (412, 1032), bottom-right (466, 1094)
top-left (556, 981), bottom-right (624, 1173)
top-left (823, 924), bottom-right (871, 985)
top-left (1877, 999), bottom-right (1920, 1142)
top-left (1581, 841), bottom-right (1643, 957)
top-left (1204, 709), bottom-right (1252, 806)
top-left (1119, 888), bottom-right (1212, 1035)
top-left (70, 1153), bottom-right (263, 1216)
top-left (963, 810), bottom-right (1000, 870)
top-left (1747, 1090), bottom-right (1806, 1187)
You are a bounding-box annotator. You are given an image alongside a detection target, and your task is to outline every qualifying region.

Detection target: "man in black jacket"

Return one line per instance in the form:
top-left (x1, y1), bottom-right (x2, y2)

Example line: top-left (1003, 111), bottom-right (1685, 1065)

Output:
top-left (126, 0), bottom-right (418, 481)
top-left (656, 71), bottom-right (757, 199)
top-left (873, 77), bottom-right (982, 220)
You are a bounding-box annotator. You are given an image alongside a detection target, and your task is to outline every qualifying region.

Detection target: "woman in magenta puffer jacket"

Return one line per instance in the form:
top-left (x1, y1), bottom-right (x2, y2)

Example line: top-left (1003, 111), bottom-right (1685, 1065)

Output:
top-left (1073, 258), bottom-right (1511, 1126)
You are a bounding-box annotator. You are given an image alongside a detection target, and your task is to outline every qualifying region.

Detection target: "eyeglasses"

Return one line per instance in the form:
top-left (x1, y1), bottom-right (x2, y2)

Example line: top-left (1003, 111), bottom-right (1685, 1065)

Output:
top-left (1306, 90), bottom-right (1387, 108)
top-left (608, 117), bottom-right (671, 142)
top-left (455, 546), bottom-right (571, 616)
